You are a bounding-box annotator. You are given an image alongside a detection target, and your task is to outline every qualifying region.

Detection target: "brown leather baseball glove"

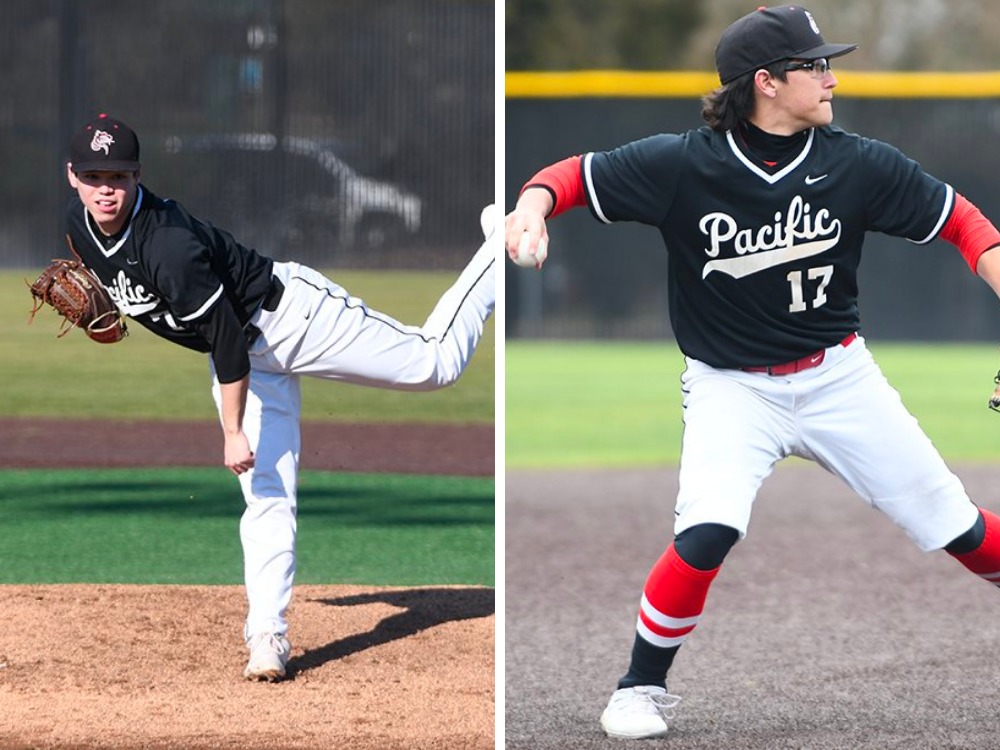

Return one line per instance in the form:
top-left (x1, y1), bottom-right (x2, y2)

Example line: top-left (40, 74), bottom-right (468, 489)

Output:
top-left (28, 259), bottom-right (127, 344)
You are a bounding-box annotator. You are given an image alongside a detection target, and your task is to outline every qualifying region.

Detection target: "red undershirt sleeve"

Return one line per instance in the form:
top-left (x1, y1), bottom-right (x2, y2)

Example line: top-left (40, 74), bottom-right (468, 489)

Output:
top-left (940, 192), bottom-right (1000, 274)
top-left (519, 155), bottom-right (586, 218)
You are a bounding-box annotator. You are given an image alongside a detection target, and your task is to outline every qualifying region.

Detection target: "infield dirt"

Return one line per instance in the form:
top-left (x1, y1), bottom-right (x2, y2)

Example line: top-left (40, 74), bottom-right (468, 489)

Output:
top-left (506, 462), bottom-right (1000, 750)
top-left (0, 418), bottom-right (494, 750)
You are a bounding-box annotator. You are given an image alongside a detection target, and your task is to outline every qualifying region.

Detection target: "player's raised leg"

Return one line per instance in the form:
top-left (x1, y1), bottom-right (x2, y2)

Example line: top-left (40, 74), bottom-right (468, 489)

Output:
top-left (250, 205), bottom-right (496, 390)
top-left (415, 204), bottom-right (497, 384)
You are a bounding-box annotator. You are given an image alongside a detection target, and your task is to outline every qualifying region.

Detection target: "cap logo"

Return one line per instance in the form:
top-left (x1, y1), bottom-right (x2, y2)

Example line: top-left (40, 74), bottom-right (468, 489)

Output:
top-left (90, 130), bottom-right (115, 155)
top-left (804, 10), bottom-right (820, 35)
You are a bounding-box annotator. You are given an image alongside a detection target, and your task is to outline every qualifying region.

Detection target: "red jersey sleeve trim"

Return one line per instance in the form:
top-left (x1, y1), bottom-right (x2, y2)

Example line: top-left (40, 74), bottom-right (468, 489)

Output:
top-left (940, 192), bottom-right (1000, 274)
top-left (519, 155), bottom-right (585, 218)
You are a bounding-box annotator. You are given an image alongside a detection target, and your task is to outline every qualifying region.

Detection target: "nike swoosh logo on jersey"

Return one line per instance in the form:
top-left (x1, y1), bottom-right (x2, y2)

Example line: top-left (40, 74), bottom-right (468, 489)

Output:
top-left (804, 174), bottom-right (828, 185)
top-left (809, 354), bottom-right (823, 364)
top-left (126, 258), bottom-right (139, 265)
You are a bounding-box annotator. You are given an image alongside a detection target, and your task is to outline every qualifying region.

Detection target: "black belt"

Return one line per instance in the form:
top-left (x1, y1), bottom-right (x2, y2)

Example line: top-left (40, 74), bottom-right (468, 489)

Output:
top-left (244, 276), bottom-right (285, 345)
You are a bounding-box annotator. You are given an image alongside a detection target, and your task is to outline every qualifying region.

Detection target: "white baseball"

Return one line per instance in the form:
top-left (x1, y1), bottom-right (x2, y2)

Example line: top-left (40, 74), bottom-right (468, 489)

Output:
top-left (513, 233), bottom-right (548, 268)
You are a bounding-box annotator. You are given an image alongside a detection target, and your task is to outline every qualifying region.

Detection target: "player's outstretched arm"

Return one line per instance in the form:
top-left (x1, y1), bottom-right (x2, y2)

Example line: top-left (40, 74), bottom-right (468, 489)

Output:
top-left (974, 247), bottom-right (1000, 411)
top-left (505, 187), bottom-right (553, 266)
top-left (506, 154), bottom-right (589, 268)
top-left (941, 193), bottom-right (1000, 289)
top-left (976, 246), bottom-right (1000, 299)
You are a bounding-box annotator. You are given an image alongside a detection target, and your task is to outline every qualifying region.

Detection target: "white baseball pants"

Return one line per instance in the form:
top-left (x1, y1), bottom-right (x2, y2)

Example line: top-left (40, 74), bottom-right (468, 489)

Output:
top-left (211, 228), bottom-right (496, 639)
top-left (675, 335), bottom-right (979, 552)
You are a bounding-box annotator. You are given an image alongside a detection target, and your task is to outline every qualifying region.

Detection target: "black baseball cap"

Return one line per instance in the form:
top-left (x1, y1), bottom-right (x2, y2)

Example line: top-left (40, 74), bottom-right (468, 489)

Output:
top-left (69, 113), bottom-right (141, 172)
top-left (715, 5), bottom-right (858, 85)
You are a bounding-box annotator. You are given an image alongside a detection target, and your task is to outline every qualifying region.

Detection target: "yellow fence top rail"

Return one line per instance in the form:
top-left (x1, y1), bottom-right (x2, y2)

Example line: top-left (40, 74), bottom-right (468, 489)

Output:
top-left (506, 70), bottom-right (1000, 99)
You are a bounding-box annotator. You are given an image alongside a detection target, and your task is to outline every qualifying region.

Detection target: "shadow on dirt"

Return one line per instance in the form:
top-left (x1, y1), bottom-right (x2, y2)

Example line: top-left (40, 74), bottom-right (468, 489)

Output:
top-left (288, 587), bottom-right (494, 675)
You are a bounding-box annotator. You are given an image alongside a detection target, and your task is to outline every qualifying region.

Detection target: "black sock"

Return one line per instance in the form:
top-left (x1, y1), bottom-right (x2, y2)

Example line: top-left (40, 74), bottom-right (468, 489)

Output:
top-left (616, 634), bottom-right (679, 690)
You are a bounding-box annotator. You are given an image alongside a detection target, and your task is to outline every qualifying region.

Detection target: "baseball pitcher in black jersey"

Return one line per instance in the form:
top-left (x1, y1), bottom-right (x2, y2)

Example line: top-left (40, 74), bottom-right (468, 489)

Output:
top-left (506, 4), bottom-right (1000, 739)
top-left (65, 114), bottom-right (496, 682)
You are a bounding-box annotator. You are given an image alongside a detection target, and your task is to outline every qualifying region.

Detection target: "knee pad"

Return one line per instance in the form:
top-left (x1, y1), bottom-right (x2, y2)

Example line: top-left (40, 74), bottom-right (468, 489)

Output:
top-left (673, 522), bottom-right (739, 571)
top-left (944, 510), bottom-right (985, 555)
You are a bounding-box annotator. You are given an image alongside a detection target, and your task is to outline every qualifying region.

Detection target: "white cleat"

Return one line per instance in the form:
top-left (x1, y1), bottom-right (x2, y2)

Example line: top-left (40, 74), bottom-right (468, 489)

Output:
top-left (600, 685), bottom-right (682, 739)
top-left (243, 632), bottom-right (291, 682)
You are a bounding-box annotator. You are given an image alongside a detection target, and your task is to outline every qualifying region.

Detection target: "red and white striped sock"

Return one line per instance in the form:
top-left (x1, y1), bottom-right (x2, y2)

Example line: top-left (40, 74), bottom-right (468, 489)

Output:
top-left (949, 509), bottom-right (1000, 588)
top-left (619, 543), bottom-right (721, 688)
top-left (638, 543), bottom-right (721, 647)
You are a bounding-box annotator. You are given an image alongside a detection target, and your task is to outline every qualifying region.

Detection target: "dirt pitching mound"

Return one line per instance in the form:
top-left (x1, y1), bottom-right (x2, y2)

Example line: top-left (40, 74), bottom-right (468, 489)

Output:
top-left (0, 584), bottom-right (494, 750)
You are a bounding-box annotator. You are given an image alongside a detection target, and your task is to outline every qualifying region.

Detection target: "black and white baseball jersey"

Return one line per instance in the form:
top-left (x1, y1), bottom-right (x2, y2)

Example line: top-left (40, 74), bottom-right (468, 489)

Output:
top-left (65, 185), bottom-right (273, 382)
top-left (582, 124), bottom-right (953, 368)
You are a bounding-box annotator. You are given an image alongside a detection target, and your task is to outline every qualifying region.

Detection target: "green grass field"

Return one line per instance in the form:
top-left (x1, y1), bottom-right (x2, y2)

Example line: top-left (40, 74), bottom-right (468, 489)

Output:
top-left (0, 468), bottom-right (493, 585)
top-left (506, 340), bottom-right (1000, 468)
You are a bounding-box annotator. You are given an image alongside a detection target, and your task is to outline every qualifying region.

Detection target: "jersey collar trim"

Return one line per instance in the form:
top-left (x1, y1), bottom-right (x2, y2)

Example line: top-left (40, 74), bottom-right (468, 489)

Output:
top-left (85, 185), bottom-right (144, 258)
top-left (726, 128), bottom-right (815, 185)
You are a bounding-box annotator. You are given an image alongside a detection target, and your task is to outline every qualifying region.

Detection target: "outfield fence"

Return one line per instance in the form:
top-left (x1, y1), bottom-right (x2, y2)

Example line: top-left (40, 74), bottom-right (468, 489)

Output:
top-left (506, 71), bottom-right (1000, 342)
top-left (0, 0), bottom-right (494, 270)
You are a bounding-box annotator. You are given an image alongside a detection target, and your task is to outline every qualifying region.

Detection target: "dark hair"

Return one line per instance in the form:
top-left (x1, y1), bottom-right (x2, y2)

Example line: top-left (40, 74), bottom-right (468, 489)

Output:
top-left (701, 62), bottom-right (788, 132)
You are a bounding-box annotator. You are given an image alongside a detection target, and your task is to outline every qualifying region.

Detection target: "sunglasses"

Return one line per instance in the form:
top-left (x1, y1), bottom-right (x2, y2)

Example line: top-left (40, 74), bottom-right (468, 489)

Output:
top-left (783, 57), bottom-right (832, 77)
